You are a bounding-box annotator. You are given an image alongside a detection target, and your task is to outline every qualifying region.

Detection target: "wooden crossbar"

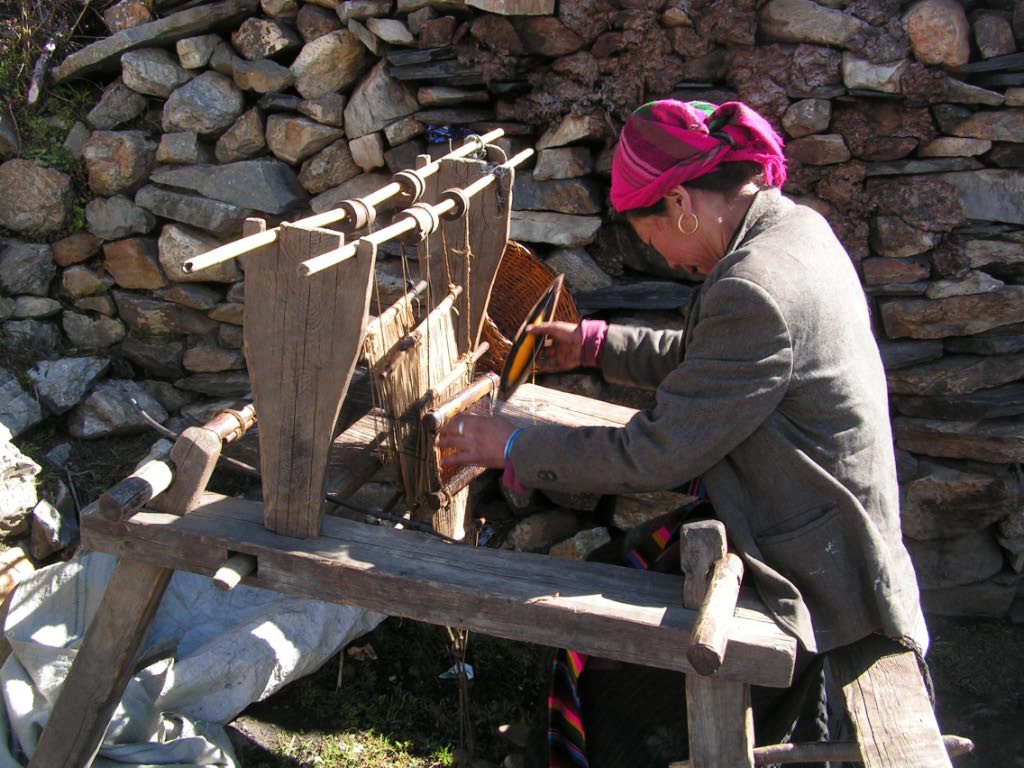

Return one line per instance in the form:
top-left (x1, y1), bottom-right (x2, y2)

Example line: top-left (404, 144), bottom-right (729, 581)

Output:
top-left (80, 494), bottom-right (796, 689)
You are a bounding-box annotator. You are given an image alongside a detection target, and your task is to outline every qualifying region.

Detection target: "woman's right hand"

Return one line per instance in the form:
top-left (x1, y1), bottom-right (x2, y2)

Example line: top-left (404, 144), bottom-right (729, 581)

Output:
top-left (528, 321), bottom-right (583, 372)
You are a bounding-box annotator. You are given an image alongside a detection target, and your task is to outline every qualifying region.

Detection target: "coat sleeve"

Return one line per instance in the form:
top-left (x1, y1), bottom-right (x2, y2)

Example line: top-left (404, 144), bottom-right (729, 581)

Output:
top-left (509, 277), bottom-right (793, 494)
top-left (598, 323), bottom-right (687, 391)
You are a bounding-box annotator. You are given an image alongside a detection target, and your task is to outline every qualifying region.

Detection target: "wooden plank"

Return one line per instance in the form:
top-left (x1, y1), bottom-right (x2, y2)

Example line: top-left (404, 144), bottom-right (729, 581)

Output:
top-left (830, 635), bottom-right (952, 768)
top-left (241, 221), bottom-right (375, 538)
top-left (498, 382), bottom-right (639, 427)
top-left (685, 675), bottom-right (754, 768)
top-left (324, 408), bottom-right (388, 499)
top-left (27, 558), bottom-right (172, 768)
top-left (80, 495), bottom-right (797, 688)
top-left (419, 156), bottom-right (512, 357)
top-left (147, 426), bottom-right (221, 515)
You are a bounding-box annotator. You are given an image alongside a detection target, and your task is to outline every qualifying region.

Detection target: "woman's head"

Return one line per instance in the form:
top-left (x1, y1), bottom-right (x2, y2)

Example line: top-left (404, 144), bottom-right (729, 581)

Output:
top-left (610, 99), bottom-right (786, 214)
top-left (611, 100), bottom-right (786, 274)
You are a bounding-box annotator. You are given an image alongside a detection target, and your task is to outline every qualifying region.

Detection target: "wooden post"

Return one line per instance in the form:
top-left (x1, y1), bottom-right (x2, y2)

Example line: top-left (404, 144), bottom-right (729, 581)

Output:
top-left (147, 426), bottom-right (223, 515)
top-left (241, 218), bottom-right (376, 538)
top-left (680, 520), bottom-right (755, 768)
top-left (419, 154), bottom-right (512, 357)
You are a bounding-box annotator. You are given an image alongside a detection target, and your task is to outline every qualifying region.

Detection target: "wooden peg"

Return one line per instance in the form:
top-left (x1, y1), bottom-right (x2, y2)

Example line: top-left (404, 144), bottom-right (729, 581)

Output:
top-left (213, 553), bottom-right (258, 591)
top-left (97, 440), bottom-right (174, 521)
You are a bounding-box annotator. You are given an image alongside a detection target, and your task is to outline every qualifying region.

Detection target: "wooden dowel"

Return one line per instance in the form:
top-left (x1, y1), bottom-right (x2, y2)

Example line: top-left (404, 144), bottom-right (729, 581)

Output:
top-left (204, 401), bottom-right (257, 444)
top-left (97, 441), bottom-right (174, 521)
top-left (365, 280), bottom-right (429, 346)
top-left (301, 147), bottom-right (533, 277)
top-left (213, 553), bottom-right (257, 591)
top-left (426, 464), bottom-right (488, 510)
top-left (670, 734), bottom-right (974, 767)
top-left (182, 129), bottom-right (505, 273)
top-left (414, 343), bottom-right (490, 411)
top-left (687, 552), bottom-right (744, 676)
top-left (423, 373), bottom-right (500, 433)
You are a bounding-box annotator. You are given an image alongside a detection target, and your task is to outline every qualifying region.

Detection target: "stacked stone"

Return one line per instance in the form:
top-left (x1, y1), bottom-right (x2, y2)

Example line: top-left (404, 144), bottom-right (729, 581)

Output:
top-left (0, 0), bottom-right (1021, 619)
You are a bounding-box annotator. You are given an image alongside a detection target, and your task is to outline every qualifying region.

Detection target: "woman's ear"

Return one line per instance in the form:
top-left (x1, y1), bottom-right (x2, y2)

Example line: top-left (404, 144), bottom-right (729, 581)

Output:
top-left (664, 185), bottom-right (694, 215)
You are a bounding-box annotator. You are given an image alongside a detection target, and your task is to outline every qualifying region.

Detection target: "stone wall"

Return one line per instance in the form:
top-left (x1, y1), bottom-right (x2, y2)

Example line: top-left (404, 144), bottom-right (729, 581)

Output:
top-left (0, 0), bottom-right (1021, 619)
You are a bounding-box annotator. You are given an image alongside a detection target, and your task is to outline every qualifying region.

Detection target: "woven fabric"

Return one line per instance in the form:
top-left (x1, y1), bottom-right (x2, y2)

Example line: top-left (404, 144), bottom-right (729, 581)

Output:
top-left (610, 99), bottom-right (786, 212)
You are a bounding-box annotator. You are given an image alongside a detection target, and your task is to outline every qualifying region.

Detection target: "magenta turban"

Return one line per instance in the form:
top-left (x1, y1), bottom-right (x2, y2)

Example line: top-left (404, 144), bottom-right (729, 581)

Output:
top-left (610, 99), bottom-right (787, 213)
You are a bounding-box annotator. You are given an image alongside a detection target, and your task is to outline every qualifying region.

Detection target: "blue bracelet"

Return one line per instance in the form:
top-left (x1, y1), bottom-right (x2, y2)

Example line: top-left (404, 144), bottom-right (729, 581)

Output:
top-left (503, 428), bottom-right (524, 464)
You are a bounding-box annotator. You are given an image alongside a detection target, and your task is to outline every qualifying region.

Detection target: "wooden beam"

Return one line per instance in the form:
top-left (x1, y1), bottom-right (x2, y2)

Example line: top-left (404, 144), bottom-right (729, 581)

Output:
top-left (27, 555), bottom-right (172, 768)
top-left (147, 426), bottom-right (222, 515)
top-left (241, 219), bottom-right (375, 538)
top-left (830, 635), bottom-right (952, 768)
top-left (80, 494), bottom-right (797, 688)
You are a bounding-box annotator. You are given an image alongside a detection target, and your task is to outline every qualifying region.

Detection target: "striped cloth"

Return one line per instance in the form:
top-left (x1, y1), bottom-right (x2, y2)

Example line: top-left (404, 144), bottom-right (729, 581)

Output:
top-left (547, 486), bottom-right (710, 768)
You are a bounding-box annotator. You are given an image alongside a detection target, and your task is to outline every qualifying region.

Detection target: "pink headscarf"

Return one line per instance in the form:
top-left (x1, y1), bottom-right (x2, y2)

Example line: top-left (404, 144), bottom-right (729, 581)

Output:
top-left (610, 99), bottom-right (786, 213)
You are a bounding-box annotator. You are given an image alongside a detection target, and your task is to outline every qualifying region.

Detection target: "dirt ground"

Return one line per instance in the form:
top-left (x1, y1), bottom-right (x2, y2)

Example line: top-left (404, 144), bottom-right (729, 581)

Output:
top-left (228, 613), bottom-right (1023, 768)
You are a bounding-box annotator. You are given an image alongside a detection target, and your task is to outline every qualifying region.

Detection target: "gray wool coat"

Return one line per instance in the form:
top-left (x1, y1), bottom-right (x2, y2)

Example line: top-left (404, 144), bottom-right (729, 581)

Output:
top-left (509, 188), bottom-right (925, 655)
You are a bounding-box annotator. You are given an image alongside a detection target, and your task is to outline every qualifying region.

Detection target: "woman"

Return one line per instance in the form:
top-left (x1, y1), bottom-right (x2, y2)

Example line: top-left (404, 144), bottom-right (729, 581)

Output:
top-left (440, 99), bottom-right (927, 766)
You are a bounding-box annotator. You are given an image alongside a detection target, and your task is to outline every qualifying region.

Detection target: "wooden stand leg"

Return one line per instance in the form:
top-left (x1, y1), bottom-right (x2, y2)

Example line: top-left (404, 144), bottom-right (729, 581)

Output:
top-left (685, 675), bottom-right (755, 768)
top-left (27, 559), bottom-right (172, 768)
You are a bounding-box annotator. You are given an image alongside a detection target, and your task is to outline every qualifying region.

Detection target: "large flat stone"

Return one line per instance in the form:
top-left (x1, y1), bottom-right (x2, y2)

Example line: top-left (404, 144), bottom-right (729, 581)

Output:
top-left (905, 529), bottom-right (1006, 588)
top-left (53, 0), bottom-right (259, 82)
top-left (291, 29), bottom-right (370, 99)
top-left (0, 160), bottom-right (73, 237)
top-left (944, 322), bottom-right (1024, 355)
top-left (894, 382), bottom-right (1024, 421)
top-left (68, 378), bottom-right (168, 438)
top-left (343, 60), bottom-right (419, 139)
top-left (136, 185), bottom-right (253, 239)
top-left (158, 223), bottom-right (242, 283)
top-left (894, 416), bottom-right (1024, 463)
top-left (509, 211), bottom-right (601, 247)
top-left (113, 290), bottom-right (219, 336)
top-left (512, 173), bottom-right (603, 214)
top-left (150, 160), bottom-right (306, 214)
top-left (887, 353), bottom-right (1024, 396)
top-left (0, 368), bottom-right (44, 437)
top-left (0, 241), bottom-right (55, 296)
top-left (937, 169), bottom-right (1024, 224)
top-left (162, 71), bottom-right (245, 135)
top-left (879, 286), bottom-right (1024, 339)
top-left (62, 311), bottom-right (127, 349)
top-left (27, 357), bottom-right (110, 414)
top-left (759, 0), bottom-right (868, 47)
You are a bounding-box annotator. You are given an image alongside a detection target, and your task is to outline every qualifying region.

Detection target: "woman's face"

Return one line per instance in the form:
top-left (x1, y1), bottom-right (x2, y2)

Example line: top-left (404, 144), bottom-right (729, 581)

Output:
top-left (629, 208), bottom-right (716, 277)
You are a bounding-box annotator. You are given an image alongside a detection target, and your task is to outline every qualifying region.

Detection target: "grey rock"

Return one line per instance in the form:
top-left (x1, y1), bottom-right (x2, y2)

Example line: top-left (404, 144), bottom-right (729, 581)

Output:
top-left (298, 93), bottom-right (346, 127)
top-left (840, 53), bottom-right (905, 93)
top-left (536, 114), bottom-right (604, 149)
top-left (53, 233), bottom-right (101, 267)
top-left (162, 71), bottom-right (245, 135)
top-left (30, 498), bottom-right (80, 560)
top-left (337, 1), bottom-right (393, 23)
top-left (612, 490), bottom-right (697, 532)
top-left (759, 0), bottom-right (868, 47)
top-left (298, 139), bottom-right (361, 195)
top-left (944, 322), bottom-right (1024, 356)
top-left (926, 271), bottom-right (1005, 300)
top-left (901, 459), bottom-right (1020, 540)
top-left (918, 137), bottom-right (993, 158)
top-left (3, 319), bottom-right (59, 354)
top-left (266, 114), bottom-right (345, 164)
top-left (894, 416), bottom-right (1024, 463)
top-left (232, 17), bottom-right (301, 60)
top-left (174, 371), bottom-right (251, 397)
top-left (60, 265), bottom-right (111, 299)
top-left (261, 0), bottom-right (300, 20)
top-left (297, 4), bottom-right (340, 41)
top-left (215, 108), bottom-right (266, 163)
top-left (176, 33), bottom-right (222, 69)
top-left (310, 171), bottom-right (390, 213)
top-left (102, 237), bottom-right (166, 289)
top-left (937, 170), bottom-right (1024, 225)
top-left (944, 77), bottom-right (1005, 107)
top-left (886, 353), bottom-right (1024, 396)
top-left (209, 41), bottom-right (240, 76)
top-left (870, 216), bottom-right (941, 259)
top-left (114, 290), bottom-right (219, 336)
top-left (533, 147), bottom-right (592, 181)
top-left (290, 29), bottom-right (371, 100)
top-left (12, 297), bottom-right (62, 319)
top-left (258, 92), bottom-right (302, 112)
top-left (121, 48), bottom-right (193, 98)
top-left (877, 339), bottom-right (944, 370)
top-left (512, 173), bottom-right (603, 215)
top-left (384, 116), bottom-right (424, 146)
top-left (0, 241), bottom-right (55, 296)
top-left (122, 335), bottom-right (185, 378)
top-left (880, 286), bottom-right (1024, 339)
top-left (920, 576), bottom-right (1018, 618)
top-left (157, 223), bottom-right (242, 283)
top-left (0, 367), bottom-right (44, 437)
top-left (974, 11), bottom-right (1016, 59)
top-left (505, 510), bottom-right (579, 552)
top-left (150, 160), bottom-right (306, 215)
top-left (183, 342), bottom-right (245, 372)
top-left (87, 77), bottom-right (148, 129)
top-left (218, 323), bottom-right (244, 349)
top-left (0, 160), bottom-right (73, 236)
top-left (548, 527), bottom-right (611, 561)
top-left (233, 58), bottom-right (295, 93)
top-left (135, 185), bottom-right (253, 239)
top-left (27, 356), bottom-right (110, 414)
top-left (83, 130), bottom-right (156, 196)
top-left (0, 297), bottom-right (12, 320)
top-left (413, 108), bottom-right (494, 125)
top-left (349, 132), bottom-right (385, 171)
top-left (44, 442), bottom-right (72, 469)
top-left (782, 98), bottom-right (831, 139)
top-left (86, 195), bottom-right (156, 240)
top-left (157, 284), bottom-right (223, 311)
top-left (546, 248), bottom-right (612, 292)
top-left (347, 17), bottom-right (381, 56)
top-left (934, 105), bottom-right (1024, 143)
top-left (156, 131), bottom-right (213, 165)
top-left (509, 211), bottom-right (601, 247)
top-left (366, 17), bottom-right (414, 45)
top-left (208, 302), bottom-right (243, 325)
top-left (62, 311), bottom-right (127, 349)
top-left (75, 295), bottom-right (117, 316)
top-left (893, 382), bottom-right (1024, 421)
top-left (141, 380), bottom-right (194, 414)
top-left (62, 121), bottom-right (91, 158)
top-left (68, 378), bottom-right (168, 439)
top-left (343, 60), bottom-right (419, 140)
top-left (906, 529), bottom-right (1005, 589)
top-left (52, 0), bottom-right (260, 83)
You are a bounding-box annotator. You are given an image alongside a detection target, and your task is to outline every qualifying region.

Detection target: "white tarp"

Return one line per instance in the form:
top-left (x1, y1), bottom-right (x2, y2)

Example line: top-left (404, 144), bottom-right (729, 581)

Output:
top-left (0, 551), bottom-right (384, 767)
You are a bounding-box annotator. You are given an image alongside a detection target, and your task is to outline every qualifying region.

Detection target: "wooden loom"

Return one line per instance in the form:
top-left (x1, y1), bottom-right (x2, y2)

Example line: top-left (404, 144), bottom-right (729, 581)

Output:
top-left (28, 131), bottom-right (965, 768)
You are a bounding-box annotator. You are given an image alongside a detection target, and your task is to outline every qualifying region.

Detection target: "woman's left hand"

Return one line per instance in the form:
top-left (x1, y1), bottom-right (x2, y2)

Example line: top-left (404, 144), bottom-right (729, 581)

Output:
top-left (438, 414), bottom-right (518, 469)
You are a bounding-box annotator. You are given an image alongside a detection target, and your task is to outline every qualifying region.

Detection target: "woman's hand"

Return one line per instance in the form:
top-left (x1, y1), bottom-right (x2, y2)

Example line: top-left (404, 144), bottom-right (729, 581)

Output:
top-left (529, 321), bottom-right (583, 373)
top-left (438, 414), bottom-right (518, 469)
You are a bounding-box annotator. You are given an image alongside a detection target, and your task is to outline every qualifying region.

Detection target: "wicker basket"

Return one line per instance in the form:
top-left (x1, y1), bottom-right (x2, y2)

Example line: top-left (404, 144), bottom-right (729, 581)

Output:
top-left (479, 241), bottom-right (580, 375)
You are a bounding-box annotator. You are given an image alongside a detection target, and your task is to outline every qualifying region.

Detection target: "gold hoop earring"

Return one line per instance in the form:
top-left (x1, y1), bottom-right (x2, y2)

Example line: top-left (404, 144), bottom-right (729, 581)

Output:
top-left (677, 212), bottom-right (699, 235)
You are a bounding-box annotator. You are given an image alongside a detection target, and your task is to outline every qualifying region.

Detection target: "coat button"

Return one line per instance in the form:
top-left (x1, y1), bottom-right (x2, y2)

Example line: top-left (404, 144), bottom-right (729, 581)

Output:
top-left (538, 470), bottom-right (556, 481)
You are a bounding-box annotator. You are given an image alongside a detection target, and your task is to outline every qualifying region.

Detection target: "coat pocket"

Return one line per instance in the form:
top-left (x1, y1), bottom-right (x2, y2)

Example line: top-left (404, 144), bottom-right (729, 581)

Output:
top-left (755, 505), bottom-right (873, 641)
